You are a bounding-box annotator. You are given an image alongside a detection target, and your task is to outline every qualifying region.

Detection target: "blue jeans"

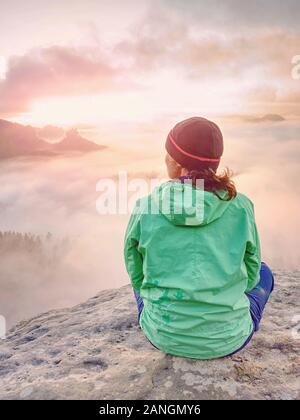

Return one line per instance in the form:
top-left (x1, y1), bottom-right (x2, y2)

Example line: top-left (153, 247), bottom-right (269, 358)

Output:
top-left (133, 262), bottom-right (274, 356)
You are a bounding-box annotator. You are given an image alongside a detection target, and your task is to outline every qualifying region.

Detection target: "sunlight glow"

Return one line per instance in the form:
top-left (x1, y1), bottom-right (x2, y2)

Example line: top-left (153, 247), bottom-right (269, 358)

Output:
top-left (15, 72), bottom-right (250, 127)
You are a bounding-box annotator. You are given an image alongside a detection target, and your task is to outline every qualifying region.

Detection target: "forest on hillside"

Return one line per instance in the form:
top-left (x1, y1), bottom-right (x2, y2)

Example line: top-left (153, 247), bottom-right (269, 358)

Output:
top-left (0, 231), bottom-right (71, 267)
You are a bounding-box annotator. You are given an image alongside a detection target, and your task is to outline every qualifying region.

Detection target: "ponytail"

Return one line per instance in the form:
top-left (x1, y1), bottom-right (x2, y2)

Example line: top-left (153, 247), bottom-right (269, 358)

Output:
top-left (188, 168), bottom-right (237, 201)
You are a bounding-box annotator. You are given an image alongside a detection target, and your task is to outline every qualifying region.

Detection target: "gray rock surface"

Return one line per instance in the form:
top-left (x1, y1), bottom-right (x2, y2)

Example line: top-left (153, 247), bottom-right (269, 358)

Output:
top-left (0, 270), bottom-right (299, 400)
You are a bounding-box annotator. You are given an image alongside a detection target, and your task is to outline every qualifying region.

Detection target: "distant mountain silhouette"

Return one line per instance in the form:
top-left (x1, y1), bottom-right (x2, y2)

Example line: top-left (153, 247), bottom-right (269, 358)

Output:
top-left (0, 119), bottom-right (106, 159)
top-left (37, 125), bottom-right (65, 142)
top-left (0, 119), bottom-right (50, 158)
top-left (53, 129), bottom-right (104, 152)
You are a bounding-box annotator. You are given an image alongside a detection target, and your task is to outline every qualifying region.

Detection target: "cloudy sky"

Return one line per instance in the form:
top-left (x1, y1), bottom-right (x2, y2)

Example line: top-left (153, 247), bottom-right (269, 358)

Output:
top-left (0, 0), bottom-right (299, 127)
top-left (0, 1), bottom-right (300, 324)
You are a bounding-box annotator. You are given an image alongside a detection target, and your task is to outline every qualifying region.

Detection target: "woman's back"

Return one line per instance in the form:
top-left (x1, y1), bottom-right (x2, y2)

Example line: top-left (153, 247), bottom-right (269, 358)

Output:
top-left (125, 180), bottom-right (261, 359)
top-left (124, 117), bottom-right (272, 360)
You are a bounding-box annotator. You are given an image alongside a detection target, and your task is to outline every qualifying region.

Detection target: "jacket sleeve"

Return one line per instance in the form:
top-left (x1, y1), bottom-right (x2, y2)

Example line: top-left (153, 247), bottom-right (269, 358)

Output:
top-left (124, 202), bottom-right (144, 293)
top-left (244, 208), bottom-right (261, 292)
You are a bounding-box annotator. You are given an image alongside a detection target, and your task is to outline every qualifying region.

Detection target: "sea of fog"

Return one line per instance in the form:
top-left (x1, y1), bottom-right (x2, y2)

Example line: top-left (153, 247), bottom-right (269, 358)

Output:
top-left (0, 119), bottom-right (299, 327)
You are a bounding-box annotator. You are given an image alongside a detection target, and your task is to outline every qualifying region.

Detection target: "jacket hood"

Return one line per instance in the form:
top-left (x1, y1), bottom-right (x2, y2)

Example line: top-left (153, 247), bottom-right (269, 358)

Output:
top-left (152, 180), bottom-right (232, 226)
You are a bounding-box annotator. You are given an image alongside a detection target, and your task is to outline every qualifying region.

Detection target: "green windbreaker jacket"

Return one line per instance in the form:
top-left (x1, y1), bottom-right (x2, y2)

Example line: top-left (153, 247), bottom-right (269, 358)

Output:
top-left (124, 180), bottom-right (261, 359)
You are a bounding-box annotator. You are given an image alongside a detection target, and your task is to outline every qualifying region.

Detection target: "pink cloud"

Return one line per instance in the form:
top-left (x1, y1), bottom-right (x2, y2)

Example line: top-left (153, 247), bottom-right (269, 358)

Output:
top-left (117, 16), bottom-right (300, 81)
top-left (0, 46), bottom-right (123, 115)
top-left (1, 10), bottom-right (300, 118)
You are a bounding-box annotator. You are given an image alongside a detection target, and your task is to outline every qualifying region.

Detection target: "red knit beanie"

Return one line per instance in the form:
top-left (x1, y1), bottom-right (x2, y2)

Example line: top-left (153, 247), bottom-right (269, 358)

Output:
top-left (165, 117), bottom-right (223, 172)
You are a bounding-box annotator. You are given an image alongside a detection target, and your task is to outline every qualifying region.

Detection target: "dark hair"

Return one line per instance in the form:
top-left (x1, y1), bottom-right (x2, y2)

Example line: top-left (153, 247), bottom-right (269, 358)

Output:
top-left (188, 168), bottom-right (237, 201)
